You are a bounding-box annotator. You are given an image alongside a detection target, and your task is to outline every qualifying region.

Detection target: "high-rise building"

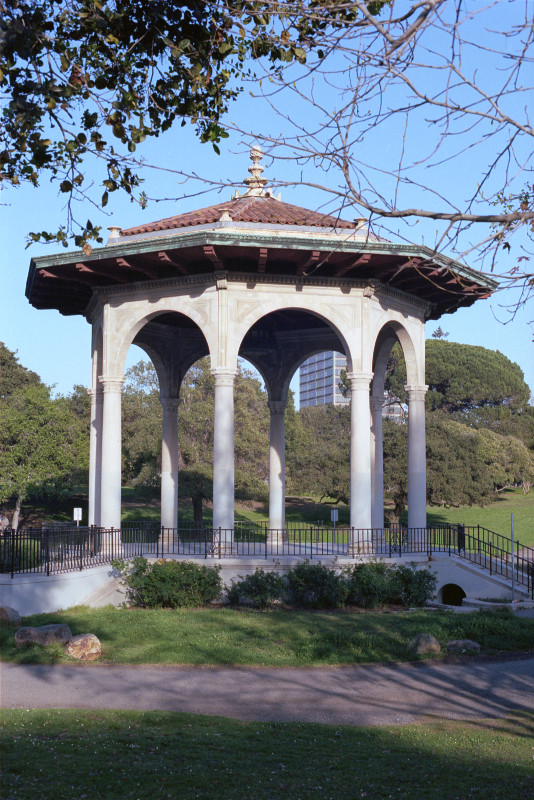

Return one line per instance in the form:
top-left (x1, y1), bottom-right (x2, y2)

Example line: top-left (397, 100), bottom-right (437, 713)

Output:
top-left (299, 350), bottom-right (405, 420)
top-left (299, 351), bottom-right (349, 408)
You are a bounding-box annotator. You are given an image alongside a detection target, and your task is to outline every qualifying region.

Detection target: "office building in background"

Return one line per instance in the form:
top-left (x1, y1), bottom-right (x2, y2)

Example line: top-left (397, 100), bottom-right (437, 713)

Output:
top-left (299, 351), bottom-right (349, 408)
top-left (299, 351), bottom-right (405, 420)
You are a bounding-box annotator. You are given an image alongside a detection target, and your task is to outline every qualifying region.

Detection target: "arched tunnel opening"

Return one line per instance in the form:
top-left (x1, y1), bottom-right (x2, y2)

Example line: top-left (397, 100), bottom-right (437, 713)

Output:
top-left (440, 583), bottom-right (467, 606)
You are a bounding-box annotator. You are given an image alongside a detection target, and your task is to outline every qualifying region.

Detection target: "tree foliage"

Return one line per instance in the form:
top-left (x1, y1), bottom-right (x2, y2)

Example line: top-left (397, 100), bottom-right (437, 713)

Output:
top-left (388, 340), bottom-right (531, 415)
top-left (0, 381), bottom-right (89, 527)
top-left (0, 0), bottom-right (342, 247)
top-left (286, 403), bottom-right (350, 503)
top-left (0, 342), bottom-right (41, 400)
top-left (288, 340), bottom-right (534, 520)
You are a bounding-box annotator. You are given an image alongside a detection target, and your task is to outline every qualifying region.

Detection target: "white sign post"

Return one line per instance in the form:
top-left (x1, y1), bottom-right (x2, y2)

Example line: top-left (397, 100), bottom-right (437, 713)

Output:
top-left (331, 508), bottom-right (338, 544)
top-left (73, 507), bottom-right (82, 528)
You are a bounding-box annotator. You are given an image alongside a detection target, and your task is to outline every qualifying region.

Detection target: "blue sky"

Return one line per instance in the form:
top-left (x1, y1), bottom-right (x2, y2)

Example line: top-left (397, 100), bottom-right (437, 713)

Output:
top-left (1, 4), bottom-right (532, 402)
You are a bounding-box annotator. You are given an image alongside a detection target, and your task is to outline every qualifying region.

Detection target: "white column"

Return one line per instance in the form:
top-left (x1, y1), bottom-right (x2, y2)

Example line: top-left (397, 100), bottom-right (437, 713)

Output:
top-left (370, 394), bottom-right (384, 531)
top-left (160, 398), bottom-right (180, 531)
top-left (212, 368), bottom-right (237, 541)
top-left (348, 372), bottom-right (373, 551)
top-left (268, 400), bottom-right (286, 538)
top-left (406, 385), bottom-right (428, 534)
top-left (88, 388), bottom-right (103, 526)
top-left (99, 377), bottom-right (124, 531)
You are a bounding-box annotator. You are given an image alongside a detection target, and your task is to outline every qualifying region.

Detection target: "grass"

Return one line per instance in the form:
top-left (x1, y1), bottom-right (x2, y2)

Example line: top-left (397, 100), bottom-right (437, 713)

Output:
top-left (1, 708), bottom-right (533, 800)
top-left (426, 488), bottom-right (534, 548)
top-left (2, 605), bottom-right (533, 667)
top-left (120, 489), bottom-right (534, 545)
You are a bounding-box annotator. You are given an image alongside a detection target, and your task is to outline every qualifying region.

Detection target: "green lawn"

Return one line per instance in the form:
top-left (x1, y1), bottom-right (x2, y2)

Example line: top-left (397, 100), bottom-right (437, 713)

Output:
top-left (426, 488), bottom-right (534, 547)
top-left (1, 709), bottom-right (532, 800)
top-left (2, 606), bottom-right (533, 667)
top-left (120, 489), bottom-right (534, 547)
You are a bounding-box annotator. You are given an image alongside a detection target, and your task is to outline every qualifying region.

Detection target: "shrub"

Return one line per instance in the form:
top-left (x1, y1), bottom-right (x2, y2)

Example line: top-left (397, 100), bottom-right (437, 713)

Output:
top-left (285, 560), bottom-right (348, 609)
top-left (343, 561), bottom-right (437, 608)
top-left (389, 563), bottom-right (437, 607)
top-left (343, 561), bottom-right (391, 609)
top-left (226, 568), bottom-right (285, 608)
top-left (112, 557), bottom-right (222, 608)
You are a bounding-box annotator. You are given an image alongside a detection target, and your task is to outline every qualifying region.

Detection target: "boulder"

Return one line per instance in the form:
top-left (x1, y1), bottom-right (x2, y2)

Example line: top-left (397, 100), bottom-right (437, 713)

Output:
top-left (66, 633), bottom-right (102, 661)
top-left (408, 632), bottom-right (441, 655)
top-left (14, 624), bottom-right (72, 648)
top-left (0, 606), bottom-right (21, 627)
top-left (446, 639), bottom-right (481, 654)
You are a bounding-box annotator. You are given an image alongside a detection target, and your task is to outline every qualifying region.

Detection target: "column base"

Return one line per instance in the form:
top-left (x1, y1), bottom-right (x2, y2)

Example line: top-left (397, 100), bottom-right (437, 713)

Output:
top-left (346, 540), bottom-right (375, 557)
top-left (267, 530), bottom-right (287, 546)
top-left (207, 542), bottom-right (238, 558)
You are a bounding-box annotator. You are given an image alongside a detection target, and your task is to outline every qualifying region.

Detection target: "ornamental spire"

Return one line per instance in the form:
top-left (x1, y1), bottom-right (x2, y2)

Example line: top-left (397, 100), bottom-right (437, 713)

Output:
top-left (232, 145), bottom-right (281, 200)
top-left (243, 145), bottom-right (268, 196)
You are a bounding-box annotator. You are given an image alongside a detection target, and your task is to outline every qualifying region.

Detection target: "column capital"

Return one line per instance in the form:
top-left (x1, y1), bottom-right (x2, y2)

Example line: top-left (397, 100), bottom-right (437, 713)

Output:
top-left (211, 367), bottom-right (238, 387)
top-left (88, 388), bottom-right (103, 401)
top-left (268, 400), bottom-right (287, 415)
top-left (160, 397), bottom-right (181, 412)
top-left (346, 371), bottom-right (373, 390)
top-left (405, 384), bottom-right (428, 402)
top-left (370, 395), bottom-right (384, 412)
top-left (99, 376), bottom-right (124, 393)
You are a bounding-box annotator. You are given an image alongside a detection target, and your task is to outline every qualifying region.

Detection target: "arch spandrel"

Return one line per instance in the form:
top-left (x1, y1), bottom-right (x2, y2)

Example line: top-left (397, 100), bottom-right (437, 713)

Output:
top-left (97, 296), bottom-right (217, 381)
top-left (236, 302), bottom-right (352, 403)
top-left (231, 295), bottom-right (354, 373)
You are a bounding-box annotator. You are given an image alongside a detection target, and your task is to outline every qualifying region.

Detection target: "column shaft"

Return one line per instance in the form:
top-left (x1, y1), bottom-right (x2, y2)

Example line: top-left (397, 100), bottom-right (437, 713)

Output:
top-left (370, 395), bottom-right (384, 530)
top-left (88, 389), bottom-right (103, 527)
top-left (406, 385), bottom-right (428, 532)
top-left (349, 372), bottom-right (373, 535)
top-left (268, 401), bottom-right (286, 535)
top-left (212, 369), bottom-right (237, 535)
top-left (161, 398), bottom-right (180, 530)
top-left (99, 377), bottom-right (124, 530)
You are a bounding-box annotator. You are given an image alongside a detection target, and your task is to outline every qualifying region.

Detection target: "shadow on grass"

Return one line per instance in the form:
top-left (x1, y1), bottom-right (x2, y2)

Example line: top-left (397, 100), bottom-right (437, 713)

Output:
top-left (1, 708), bottom-right (533, 800)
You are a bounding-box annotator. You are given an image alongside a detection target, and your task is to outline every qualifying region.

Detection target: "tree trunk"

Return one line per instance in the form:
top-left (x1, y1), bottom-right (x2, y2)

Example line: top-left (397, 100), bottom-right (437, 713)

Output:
top-left (192, 496), bottom-right (204, 529)
top-left (11, 493), bottom-right (23, 531)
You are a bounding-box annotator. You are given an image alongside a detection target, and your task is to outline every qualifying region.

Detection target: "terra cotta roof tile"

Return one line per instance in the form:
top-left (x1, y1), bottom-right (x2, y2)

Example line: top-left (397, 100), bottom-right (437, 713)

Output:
top-left (120, 195), bottom-right (357, 236)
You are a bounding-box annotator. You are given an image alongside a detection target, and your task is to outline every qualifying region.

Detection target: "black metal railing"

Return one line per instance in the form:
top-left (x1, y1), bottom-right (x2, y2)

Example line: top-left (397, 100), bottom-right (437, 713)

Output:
top-left (1, 522), bottom-right (532, 597)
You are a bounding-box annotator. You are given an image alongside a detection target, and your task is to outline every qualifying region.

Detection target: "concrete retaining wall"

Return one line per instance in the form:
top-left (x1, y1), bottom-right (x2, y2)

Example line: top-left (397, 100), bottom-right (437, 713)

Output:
top-left (1, 552), bottom-right (528, 616)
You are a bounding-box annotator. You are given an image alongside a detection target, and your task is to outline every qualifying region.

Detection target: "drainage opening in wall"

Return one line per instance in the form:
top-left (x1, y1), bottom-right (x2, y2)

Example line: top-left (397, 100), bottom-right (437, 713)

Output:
top-left (440, 583), bottom-right (467, 606)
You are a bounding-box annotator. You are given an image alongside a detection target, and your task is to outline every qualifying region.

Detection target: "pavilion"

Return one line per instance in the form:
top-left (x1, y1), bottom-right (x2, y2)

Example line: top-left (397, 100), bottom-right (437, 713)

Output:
top-left (26, 149), bottom-right (497, 550)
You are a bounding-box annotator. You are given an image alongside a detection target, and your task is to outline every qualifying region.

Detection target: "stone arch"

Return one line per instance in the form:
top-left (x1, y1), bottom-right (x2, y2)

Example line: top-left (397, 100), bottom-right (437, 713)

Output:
top-left (103, 301), bottom-right (215, 380)
top-left (232, 299), bottom-right (353, 373)
top-left (371, 320), bottom-right (421, 396)
top-left (236, 306), bottom-right (351, 403)
top-left (439, 583), bottom-right (467, 606)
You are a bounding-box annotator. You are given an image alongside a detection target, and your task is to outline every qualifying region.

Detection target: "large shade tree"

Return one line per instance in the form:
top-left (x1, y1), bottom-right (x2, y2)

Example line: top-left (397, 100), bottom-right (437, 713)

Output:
top-left (0, 345), bottom-right (89, 528)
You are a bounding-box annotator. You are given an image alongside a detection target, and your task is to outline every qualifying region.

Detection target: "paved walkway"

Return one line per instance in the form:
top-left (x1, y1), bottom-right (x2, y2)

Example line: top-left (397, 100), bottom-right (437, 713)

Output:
top-left (2, 657), bottom-right (533, 727)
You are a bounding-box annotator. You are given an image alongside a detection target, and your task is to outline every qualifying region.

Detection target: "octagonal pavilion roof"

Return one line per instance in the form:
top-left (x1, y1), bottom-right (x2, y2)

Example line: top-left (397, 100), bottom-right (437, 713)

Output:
top-left (26, 148), bottom-right (497, 320)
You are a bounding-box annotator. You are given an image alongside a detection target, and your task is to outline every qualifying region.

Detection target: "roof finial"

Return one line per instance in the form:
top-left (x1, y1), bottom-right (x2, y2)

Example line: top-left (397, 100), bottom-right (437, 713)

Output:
top-left (243, 145), bottom-right (268, 196)
top-left (231, 145), bottom-right (281, 200)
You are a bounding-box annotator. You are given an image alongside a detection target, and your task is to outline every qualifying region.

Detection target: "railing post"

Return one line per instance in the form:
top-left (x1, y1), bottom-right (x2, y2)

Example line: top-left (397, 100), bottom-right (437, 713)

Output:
top-left (10, 528), bottom-right (15, 579)
top-left (45, 529), bottom-right (50, 577)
